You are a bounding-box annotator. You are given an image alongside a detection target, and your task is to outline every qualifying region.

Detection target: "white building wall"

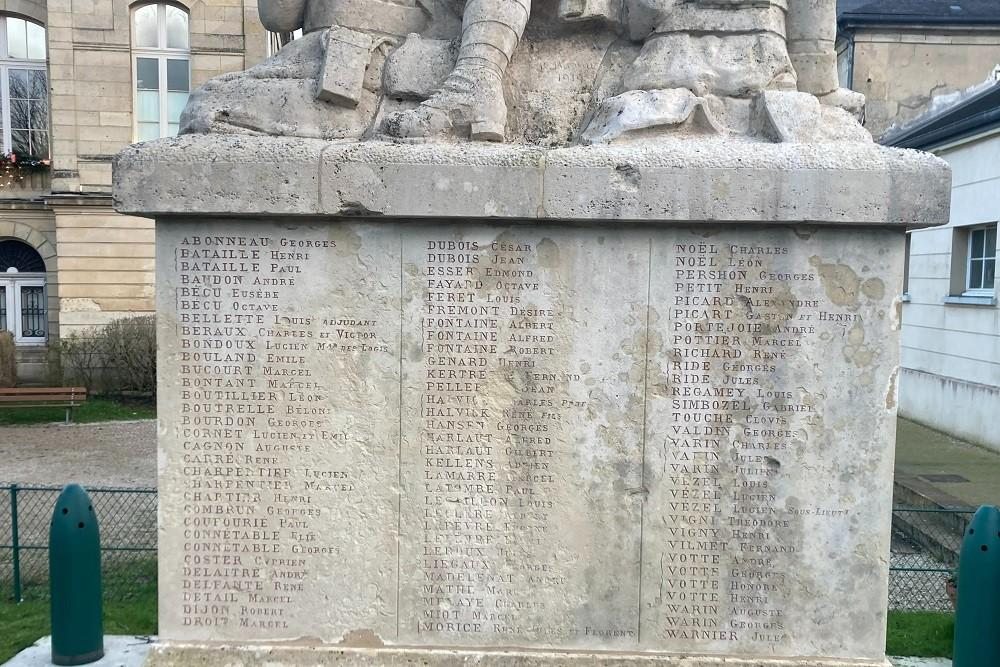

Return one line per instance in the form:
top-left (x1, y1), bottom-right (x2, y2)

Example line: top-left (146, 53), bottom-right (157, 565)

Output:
top-left (900, 133), bottom-right (1000, 452)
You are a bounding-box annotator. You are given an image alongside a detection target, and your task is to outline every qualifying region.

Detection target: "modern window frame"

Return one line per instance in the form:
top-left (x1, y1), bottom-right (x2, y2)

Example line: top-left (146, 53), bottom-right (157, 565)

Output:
top-left (0, 275), bottom-right (46, 343)
top-left (964, 223), bottom-right (997, 296)
top-left (131, 2), bottom-right (191, 141)
top-left (0, 15), bottom-right (48, 159)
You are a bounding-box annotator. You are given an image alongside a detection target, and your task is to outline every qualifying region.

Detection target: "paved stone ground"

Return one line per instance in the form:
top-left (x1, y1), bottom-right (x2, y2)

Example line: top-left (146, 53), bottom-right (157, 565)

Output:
top-left (895, 418), bottom-right (1000, 508)
top-left (2, 636), bottom-right (154, 667)
top-left (0, 421), bottom-right (156, 488)
top-left (0, 642), bottom-right (951, 667)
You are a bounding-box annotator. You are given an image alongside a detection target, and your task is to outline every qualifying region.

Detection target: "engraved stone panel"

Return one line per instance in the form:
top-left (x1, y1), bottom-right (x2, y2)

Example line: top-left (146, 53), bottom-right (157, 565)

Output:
top-left (158, 222), bottom-right (402, 641)
top-left (396, 227), bottom-right (648, 649)
top-left (156, 219), bottom-right (901, 664)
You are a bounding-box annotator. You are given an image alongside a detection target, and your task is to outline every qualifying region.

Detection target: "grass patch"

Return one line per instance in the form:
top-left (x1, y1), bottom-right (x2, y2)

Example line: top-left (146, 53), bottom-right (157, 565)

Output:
top-left (0, 592), bottom-right (157, 663)
top-left (1, 559), bottom-right (157, 662)
top-left (0, 397), bottom-right (155, 426)
top-left (887, 610), bottom-right (954, 658)
top-left (0, 598), bottom-right (48, 662)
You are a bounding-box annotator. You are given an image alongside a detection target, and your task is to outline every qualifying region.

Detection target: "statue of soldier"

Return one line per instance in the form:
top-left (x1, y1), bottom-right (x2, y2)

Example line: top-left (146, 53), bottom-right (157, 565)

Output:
top-left (180, 0), bottom-right (438, 139)
top-left (384, 0), bottom-right (863, 141)
top-left (184, 0), bottom-right (863, 142)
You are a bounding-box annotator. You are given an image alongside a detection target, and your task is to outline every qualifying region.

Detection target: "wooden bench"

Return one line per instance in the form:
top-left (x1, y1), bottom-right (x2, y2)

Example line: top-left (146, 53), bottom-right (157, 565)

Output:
top-left (0, 387), bottom-right (88, 423)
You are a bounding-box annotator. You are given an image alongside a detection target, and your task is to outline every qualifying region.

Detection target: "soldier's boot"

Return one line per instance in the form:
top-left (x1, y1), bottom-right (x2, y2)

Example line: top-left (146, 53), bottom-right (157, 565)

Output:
top-left (385, 0), bottom-right (529, 141)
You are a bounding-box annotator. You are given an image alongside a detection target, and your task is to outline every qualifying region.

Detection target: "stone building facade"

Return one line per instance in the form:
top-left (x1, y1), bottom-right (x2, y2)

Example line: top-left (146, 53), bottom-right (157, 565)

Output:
top-left (0, 0), bottom-right (266, 381)
top-left (837, 0), bottom-right (1000, 139)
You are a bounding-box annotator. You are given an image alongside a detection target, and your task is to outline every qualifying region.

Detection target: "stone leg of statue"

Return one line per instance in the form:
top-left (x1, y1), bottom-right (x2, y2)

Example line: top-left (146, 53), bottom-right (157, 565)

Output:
top-left (384, 0), bottom-right (530, 141)
top-left (786, 0), bottom-right (865, 120)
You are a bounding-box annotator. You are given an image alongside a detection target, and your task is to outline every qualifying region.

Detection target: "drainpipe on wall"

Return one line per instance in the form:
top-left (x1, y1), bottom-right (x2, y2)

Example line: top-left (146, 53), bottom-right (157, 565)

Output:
top-left (846, 32), bottom-right (855, 90)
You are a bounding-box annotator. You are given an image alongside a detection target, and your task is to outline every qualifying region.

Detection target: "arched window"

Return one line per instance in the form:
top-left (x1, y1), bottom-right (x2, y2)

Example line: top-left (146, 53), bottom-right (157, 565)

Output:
top-left (0, 239), bottom-right (46, 342)
top-left (0, 15), bottom-right (48, 160)
top-left (132, 3), bottom-right (190, 141)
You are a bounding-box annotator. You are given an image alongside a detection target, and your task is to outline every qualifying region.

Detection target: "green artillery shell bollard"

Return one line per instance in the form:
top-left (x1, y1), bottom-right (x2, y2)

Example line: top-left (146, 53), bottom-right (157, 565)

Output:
top-left (953, 504), bottom-right (1000, 667)
top-left (49, 484), bottom-right (104, 666)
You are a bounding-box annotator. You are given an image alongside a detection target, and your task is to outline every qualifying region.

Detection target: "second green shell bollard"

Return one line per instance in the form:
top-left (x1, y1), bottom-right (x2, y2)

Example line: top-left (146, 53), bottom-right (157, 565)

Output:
top-left (953, 504), bottom-right (1000, 667)
top-left (49, 484), bottom-right (104, 666)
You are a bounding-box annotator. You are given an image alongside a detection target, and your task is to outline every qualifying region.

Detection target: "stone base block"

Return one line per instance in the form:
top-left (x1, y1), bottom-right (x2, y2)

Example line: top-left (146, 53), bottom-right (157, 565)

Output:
top-left (146, 644), bottom-right (891, 667)
top-left (112, 135), bottom-right (950, 228)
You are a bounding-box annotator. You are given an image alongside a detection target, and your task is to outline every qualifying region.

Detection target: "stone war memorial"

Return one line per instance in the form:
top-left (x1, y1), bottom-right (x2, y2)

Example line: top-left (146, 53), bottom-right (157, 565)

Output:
top-left (113, 0), bottom-right (951, 665)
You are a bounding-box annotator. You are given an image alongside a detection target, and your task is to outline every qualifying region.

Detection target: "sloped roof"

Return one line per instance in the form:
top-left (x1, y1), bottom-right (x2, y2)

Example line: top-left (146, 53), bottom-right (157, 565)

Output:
top-left (881, 78), bottom-right (1000, 149)
top-left (839, 0), bottom-right (1000, 26)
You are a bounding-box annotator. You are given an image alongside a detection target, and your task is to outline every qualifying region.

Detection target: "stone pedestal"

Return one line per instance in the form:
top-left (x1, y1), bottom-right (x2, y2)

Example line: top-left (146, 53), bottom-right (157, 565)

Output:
top-left (114, 136), bottom-right (949, 667)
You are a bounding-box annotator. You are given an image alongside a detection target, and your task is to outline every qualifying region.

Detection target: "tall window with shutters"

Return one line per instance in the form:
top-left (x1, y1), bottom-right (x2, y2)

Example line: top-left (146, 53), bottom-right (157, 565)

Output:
top-left (0, 15), bottom-right (48, 160)
top-left (132, 3), bottom-right (190, 141)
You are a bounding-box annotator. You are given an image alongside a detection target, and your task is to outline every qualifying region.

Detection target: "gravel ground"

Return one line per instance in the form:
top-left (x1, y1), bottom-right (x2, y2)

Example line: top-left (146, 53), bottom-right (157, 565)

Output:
top-left (0, 420), bottom-right (156, 488)
top-left (889, 550), bottom-right (953, 612)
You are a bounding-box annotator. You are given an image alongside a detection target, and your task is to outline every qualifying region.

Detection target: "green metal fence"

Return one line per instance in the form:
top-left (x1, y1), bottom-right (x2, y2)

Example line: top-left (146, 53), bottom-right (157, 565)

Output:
top-left (890, 506), bottom-right (976, 612)
top-left (0, 483), bottom-right (971, 611)
top-left (0, 484), bottom-right (157, 602)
